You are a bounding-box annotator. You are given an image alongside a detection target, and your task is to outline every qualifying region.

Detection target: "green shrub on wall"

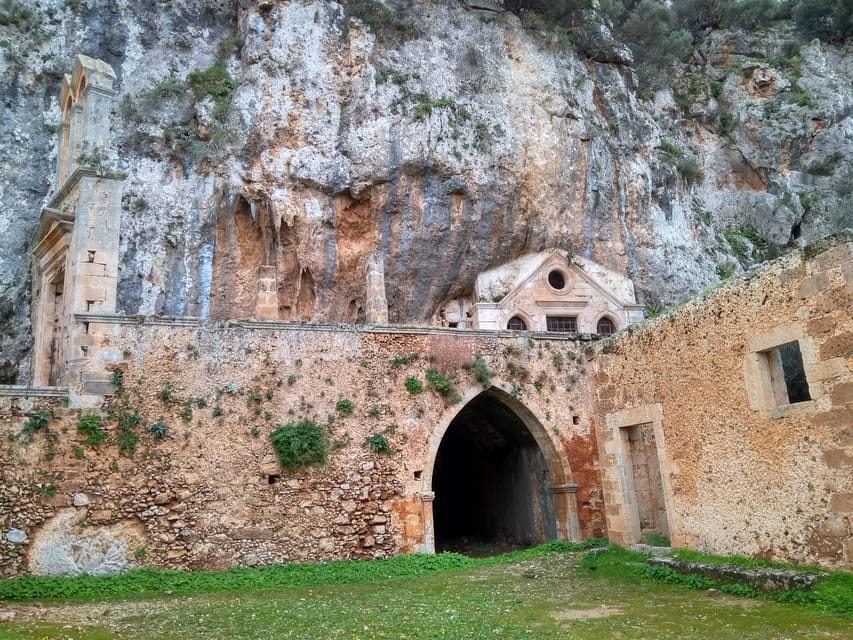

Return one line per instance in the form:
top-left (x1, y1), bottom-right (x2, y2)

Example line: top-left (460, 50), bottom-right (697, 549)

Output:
top-left (270, 420), bottom-right (327, 471)
top-left (364, 433), bottom-right (392, 454)
top-left (404, 376), bottom-right (423, 394)
top-left (77, 414), bottom-right (107, 446)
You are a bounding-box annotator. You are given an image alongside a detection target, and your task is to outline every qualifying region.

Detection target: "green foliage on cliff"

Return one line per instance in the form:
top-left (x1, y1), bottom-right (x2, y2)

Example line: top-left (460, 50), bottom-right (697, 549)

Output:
top-left (187, 62), bottom-right (235, 121)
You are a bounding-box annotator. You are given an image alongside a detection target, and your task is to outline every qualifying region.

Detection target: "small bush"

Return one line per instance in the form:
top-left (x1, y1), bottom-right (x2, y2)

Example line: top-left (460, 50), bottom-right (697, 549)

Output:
top-left (77, 414), bottom-right (107, 446)
top-left (0, 0), bottom-right (39, 32)
top-left (364, 433), bottom-right (392, 454)
top-left (149, 421), bottom-right (168, 439)
top-left (404, 376), bottom-right (423, 394)
top-left (676, 157), bottom-right (704, 184)
top-left (159, 383), bottom-right (174, 405)
top-left (347, 0), bottom-right (418, 39)
top-left (473, 356), bottom-right (491, 387)
top-left (115, 408), bottom-right (141, 455)
top-left (270, 420), bottom-right (327, 471)
top-left (660, 141), bottom-right (684, 158)
top-left (21, 410), bottom-right (51, 441)
top-left (187, 62), bottom-right (234, 119)
top-left (336, 398), bottom-right (354, 415)
top-left (717, 262), bottom-right (736, 280)
top-left (425, 368), bottom-right (454, 397)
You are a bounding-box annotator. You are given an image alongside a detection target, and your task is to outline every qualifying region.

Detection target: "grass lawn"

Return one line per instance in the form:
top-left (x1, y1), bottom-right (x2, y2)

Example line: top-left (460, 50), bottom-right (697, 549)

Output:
top-left (0, 543), bottom-right (850, 640)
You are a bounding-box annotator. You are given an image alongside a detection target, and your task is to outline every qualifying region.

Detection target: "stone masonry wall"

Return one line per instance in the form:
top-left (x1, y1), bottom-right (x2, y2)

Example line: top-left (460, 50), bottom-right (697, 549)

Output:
top-left (1, 325), bottom-right (601, 577)
top-left (593, 232), bottom-right (853, 569)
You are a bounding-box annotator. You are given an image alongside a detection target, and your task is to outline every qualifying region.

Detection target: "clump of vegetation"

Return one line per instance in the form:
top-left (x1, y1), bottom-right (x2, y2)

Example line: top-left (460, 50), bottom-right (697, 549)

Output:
top-left (335, 398), bottom-right (354, 415)
top-left (793, 0), bottom-right (853, 43)
top-left (364, 432), bottom-right (392, 454)
top-left (725, 226), bottom-right (767, 264)
top-left (21, 410), bottom-right (50, 443)
top-left (187, 62), bottom-right (235, 121)
top-left (0, 0), bottom-right (39, 31)
top-left (716, 262), bottom-right (736, 280)
top-left (425, 367), bottom-right (454, 397)
top-left (149, 421), bottom-right (168, 439)
top-left (77, 414), bottom-right (107, 446)
top-left (159, 382), bottom-right (174, 405)
top-left (390, 352), bottom-right (419, 369)
top-left (113, 408), bottom-right (141, 456)
top-left (346, 0), bottom-right (418, 39)
top-left (404, 376), bottom-right (423, 394)
top-left (270, 420), bottom-right (327, 471)
top-left (473, 355), bottom-right (491, 388)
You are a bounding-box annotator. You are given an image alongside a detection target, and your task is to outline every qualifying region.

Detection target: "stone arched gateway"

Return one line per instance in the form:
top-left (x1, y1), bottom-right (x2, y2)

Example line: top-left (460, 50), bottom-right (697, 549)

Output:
top-left (419, 382), bottom-right (581, 553)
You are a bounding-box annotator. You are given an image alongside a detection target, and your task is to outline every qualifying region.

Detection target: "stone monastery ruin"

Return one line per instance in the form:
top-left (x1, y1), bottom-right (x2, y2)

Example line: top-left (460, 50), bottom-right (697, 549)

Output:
top-left (1, 56), bottom-right (851, 577)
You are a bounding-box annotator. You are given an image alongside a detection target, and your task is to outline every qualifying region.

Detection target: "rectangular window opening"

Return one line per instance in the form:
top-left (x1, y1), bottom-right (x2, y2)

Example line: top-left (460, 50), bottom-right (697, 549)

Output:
top-left (763, 341), bottom-right (811, 406)
top-left (546, 316), bottom-right (577, 332)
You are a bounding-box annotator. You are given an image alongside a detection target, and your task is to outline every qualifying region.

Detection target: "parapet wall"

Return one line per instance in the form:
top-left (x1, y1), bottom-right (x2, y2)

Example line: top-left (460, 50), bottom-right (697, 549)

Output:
top-left (1, 324), bottom-right (601, 577)
top-left (593, 232), bottom-right (853, 569)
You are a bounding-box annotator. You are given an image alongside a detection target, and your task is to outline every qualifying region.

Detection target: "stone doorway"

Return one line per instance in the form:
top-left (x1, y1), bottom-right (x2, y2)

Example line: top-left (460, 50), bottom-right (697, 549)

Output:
top-left (623, 424), bottom-right (669, 542)
top-left (430, 389), bottom-right (559, 554)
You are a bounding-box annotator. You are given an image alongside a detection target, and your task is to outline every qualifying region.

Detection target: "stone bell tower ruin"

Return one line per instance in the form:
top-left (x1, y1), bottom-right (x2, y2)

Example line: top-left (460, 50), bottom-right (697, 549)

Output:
top-left (30, 55), bottom-right (124, 405)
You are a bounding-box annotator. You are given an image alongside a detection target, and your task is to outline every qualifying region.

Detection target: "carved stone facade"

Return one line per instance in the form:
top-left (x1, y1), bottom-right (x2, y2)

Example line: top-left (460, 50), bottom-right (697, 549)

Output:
top-left (459, 250), bottom-right (644, 334)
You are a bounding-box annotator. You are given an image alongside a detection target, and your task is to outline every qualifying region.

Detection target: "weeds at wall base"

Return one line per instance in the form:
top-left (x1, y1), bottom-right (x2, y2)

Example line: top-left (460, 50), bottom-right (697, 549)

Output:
top-left (0, 539), bottom-right (607, 603)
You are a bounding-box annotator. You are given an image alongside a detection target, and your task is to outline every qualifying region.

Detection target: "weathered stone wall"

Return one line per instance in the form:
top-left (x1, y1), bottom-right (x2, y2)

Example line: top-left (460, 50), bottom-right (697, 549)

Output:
top-left (593, 232), bottom-right (853, 569)
top-left (1, 325), bottom-right (601, 576)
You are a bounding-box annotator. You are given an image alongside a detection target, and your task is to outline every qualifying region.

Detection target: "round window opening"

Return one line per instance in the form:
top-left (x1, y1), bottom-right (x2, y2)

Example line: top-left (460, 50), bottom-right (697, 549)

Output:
top-left (547, 269), bottom-right (566, 290)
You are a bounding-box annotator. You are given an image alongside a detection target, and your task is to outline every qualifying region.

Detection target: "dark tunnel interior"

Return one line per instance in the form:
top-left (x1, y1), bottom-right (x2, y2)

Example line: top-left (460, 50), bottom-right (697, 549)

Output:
top-left (431, 390), bottom-right (557, 553)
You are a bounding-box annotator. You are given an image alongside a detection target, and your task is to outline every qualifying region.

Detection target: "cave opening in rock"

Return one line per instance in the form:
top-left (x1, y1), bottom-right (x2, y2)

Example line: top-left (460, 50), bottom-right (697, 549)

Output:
top-left (432, 390), bottom-right (557, 555)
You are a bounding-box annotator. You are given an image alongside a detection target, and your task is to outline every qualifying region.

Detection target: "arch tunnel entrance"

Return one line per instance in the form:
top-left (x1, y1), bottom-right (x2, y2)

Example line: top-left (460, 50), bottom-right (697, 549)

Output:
top-left (431, 389), bottom-right (559, 554)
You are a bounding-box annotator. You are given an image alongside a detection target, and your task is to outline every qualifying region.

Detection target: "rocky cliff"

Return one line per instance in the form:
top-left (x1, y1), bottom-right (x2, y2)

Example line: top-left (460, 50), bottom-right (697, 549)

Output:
top-left (1, 0), bottom-right (851, 382)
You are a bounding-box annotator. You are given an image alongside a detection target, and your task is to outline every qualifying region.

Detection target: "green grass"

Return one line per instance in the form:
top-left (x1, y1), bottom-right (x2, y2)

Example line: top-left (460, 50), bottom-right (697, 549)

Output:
top-left (582, 546), bottom-right (853, 615)
top-left (0, 541), bottom-right (601, 603)
top-left (1, 541), bottom-right (850, 640)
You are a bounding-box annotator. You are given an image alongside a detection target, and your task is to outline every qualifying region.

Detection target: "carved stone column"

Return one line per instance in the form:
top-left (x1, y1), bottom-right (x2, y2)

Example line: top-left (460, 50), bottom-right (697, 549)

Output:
top-left (254, 265), bottom-right (279, 320)
top-left (364, 252), bottom-right (388, 324)
top-left (552, 483), bottom-right (582, 541)
top-left (419, 491), bottom-right (436, 554)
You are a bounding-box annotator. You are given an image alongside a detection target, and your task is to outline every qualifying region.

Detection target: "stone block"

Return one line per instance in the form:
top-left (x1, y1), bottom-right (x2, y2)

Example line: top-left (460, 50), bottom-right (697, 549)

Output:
top-left (820, 332), bottom-right (853, 360)
top-left (82, 381), bottom-right (115, 395)
top-left (809, 241), bottom-right (853, 273)
top-left (807, 358), bottom-right (849, 382)
top-left (811, 408), bottom-right (853, 429)
top-left (830, 382), bottom-right (853, 405)
top-left (807, 317), bottom-right (837, 337)
top-left (798, 272), bottom-right (831, 299)
top-left (822, 449), bottom-right (852, 468)
top-left (78, 262), bottom-right (106, 276)
top-left (830, 493), bottom-right (853, 513)
top-left (80, 286), bottom-right (106, 302)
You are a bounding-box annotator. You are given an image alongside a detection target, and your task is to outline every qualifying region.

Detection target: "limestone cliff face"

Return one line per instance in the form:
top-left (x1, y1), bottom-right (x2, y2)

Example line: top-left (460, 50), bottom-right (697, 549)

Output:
top-left (0, 0), bottom-right (851, 381)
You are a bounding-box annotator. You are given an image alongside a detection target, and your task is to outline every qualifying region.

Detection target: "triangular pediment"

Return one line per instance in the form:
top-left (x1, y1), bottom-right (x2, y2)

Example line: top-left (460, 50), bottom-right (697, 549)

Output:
top-left (496, 250), bottom-right (631, 311)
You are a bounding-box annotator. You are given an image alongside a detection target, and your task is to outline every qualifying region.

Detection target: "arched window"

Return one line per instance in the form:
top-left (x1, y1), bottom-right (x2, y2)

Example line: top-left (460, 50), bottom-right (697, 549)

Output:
top-left (596, 317), bottom-right (615, 335)
top-left (507, 316), bottom-right (527, 331)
